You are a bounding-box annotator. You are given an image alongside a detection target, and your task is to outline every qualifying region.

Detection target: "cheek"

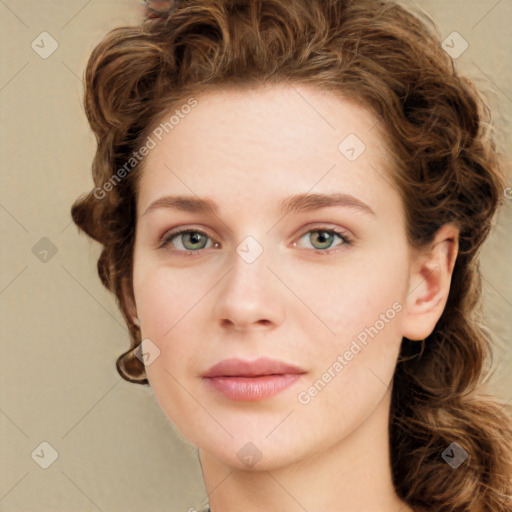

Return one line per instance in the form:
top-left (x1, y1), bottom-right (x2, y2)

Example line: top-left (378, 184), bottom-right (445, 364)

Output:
top-left (133, 263), bottom-right (207, 338)
top-left (132, 262), bottom-right (224, 408)
top-left (290, 246), bottom-right (408, 419)
top-left (286, 260), bottom-right (407, 453)
top-left (132, 265), bottom-right (204, 429)
top-left (293, 246), bottom-right (408, 356)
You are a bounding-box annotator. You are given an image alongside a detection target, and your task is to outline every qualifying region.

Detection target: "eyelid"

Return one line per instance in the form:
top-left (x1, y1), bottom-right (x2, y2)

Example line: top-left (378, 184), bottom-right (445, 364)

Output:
top-left (295, 222), bottom-right (351, 238)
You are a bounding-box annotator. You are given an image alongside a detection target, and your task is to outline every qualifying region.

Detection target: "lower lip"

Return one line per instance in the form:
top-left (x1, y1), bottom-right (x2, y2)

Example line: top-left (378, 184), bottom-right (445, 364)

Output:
top-left (203, 374), bottom-right (304, 401)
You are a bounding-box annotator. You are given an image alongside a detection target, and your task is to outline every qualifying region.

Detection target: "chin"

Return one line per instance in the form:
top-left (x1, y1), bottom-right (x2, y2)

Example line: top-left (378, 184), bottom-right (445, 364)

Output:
top-left (197, 430), bottom-right (314, 473)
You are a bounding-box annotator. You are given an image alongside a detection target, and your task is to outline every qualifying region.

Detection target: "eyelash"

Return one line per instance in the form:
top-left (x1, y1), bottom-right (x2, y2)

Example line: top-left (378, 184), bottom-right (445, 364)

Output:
top-left (157, 226), bottom-right (353, 256)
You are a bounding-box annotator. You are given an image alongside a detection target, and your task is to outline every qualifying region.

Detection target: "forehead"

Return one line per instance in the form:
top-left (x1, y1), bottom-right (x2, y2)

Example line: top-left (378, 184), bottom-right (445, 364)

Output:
top-left (137, 83), bottom-right (399, 219)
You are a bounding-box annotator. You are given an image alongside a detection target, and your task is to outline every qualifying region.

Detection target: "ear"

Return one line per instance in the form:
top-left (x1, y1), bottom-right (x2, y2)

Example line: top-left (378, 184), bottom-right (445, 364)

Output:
top-left (121, 276), bottom-right (140, 327)
top-left (401, 223), bottom-right (459, 341)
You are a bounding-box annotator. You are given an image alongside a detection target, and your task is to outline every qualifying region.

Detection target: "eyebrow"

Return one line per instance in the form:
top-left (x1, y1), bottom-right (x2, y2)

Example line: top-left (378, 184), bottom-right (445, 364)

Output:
top-left (141, 192), bottom-right (375, 217)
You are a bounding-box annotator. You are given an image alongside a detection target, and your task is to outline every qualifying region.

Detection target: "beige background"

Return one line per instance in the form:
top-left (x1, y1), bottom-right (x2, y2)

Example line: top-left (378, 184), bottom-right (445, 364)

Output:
top-left (0, 1), bottom-right (511, 511)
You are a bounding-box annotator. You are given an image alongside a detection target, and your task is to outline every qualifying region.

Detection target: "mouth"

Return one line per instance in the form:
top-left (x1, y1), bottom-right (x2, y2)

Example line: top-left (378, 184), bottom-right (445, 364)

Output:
top-left (201, 357), bottom-right (306, 401)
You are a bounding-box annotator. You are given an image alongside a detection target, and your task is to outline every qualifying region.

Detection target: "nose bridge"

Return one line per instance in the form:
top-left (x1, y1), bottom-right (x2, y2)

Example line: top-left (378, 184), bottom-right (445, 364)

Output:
top-left (235, 234), bottom-right (266, 266)
top-left (213, 233), bottom-right (285, 330)
top-left (225, 234), bottom-right (271, 300)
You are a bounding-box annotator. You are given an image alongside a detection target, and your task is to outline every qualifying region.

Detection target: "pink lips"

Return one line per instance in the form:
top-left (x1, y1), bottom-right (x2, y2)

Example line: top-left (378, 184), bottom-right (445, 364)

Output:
top-left (202, 357), bottom-right (306, 401)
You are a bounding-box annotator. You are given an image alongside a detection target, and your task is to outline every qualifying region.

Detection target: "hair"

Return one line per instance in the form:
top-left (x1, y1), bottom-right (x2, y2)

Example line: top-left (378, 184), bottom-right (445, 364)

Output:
top-left (71, 0), bottom-right (512, 510)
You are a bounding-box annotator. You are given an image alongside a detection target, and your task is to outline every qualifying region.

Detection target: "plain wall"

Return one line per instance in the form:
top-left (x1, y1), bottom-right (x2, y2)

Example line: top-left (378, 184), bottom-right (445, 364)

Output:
top-left (1, 1), bottom-right (511, 511)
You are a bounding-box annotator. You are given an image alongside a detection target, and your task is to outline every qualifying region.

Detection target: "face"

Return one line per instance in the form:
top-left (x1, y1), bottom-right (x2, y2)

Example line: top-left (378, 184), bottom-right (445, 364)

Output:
top-left (131, 84), bottom-right (412, 471)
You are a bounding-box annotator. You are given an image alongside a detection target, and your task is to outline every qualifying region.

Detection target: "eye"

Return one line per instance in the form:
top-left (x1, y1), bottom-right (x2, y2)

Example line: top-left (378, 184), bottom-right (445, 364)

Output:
top-left (293, 227), bottom-right (352, 254)
top-left (158, 228), bottom-right (218, 255)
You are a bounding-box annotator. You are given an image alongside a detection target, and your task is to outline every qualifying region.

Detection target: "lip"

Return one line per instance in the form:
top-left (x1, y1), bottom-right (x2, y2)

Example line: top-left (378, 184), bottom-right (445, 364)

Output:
top-left (202, 357), bottom-right (306, 401)
top-left (202, 357), bottom-right (306, 378)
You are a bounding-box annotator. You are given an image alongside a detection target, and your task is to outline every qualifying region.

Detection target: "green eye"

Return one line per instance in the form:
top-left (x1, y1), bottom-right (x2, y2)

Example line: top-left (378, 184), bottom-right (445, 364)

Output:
top-left (160, 229), bottom-right (214, 253)
top-left (308, 230), bottom-right (337, 250)
top-left (295, 228), bottom-right (351, 253)
top-left (180, 231), bottom-right (209, 250)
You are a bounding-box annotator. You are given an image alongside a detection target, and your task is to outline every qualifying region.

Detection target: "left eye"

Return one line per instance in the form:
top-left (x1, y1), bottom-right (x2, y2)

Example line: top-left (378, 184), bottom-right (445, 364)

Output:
top-left (294, 228), bottom-right (351, 252)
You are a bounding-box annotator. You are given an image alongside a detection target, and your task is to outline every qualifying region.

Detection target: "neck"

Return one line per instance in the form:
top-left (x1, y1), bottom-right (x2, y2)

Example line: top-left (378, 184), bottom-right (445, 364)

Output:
top-left (198, 389), bottom-right (413, 512)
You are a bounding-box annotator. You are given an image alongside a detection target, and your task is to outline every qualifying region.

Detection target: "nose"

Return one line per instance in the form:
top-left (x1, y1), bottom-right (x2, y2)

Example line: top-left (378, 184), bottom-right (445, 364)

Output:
top-left (213, 248), bottom-right (286, 333)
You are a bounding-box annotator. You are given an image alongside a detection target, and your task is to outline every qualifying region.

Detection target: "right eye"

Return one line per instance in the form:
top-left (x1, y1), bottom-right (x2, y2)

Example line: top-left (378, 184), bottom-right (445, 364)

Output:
top-left (159, 228), bottom-right (219, 255)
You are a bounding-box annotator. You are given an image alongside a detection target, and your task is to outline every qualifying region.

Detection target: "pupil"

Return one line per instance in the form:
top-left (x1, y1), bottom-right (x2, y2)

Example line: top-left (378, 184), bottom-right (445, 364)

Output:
top-left (185, 232), bottom-right (205, 249)
top-left (313, 230), bottom-right (332, 248)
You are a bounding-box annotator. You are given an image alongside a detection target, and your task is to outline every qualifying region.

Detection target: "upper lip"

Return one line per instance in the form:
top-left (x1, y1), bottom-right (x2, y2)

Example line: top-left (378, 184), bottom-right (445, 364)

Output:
top-left (202, 357), bottom-right (306, 378)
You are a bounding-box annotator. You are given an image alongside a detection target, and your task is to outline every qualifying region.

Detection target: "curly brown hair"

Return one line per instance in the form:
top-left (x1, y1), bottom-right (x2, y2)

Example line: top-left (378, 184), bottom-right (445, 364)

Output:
top-left (71, 0), bottom-right (512, 510)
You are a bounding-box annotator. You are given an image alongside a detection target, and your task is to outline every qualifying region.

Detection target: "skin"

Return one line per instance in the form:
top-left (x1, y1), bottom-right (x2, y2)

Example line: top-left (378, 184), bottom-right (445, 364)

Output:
top-left (126, 84), bottom-right (459, 512)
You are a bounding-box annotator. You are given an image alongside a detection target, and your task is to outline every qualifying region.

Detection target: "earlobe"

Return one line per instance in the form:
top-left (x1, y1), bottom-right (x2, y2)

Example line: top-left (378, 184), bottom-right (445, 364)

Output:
top-left (401, 223), bottom-right (459, 341)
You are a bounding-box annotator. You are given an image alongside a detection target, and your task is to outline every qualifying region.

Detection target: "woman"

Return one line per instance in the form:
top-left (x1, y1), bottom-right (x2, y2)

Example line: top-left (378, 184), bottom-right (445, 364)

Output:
top-left (71, 0), bottom-right (512, 510)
